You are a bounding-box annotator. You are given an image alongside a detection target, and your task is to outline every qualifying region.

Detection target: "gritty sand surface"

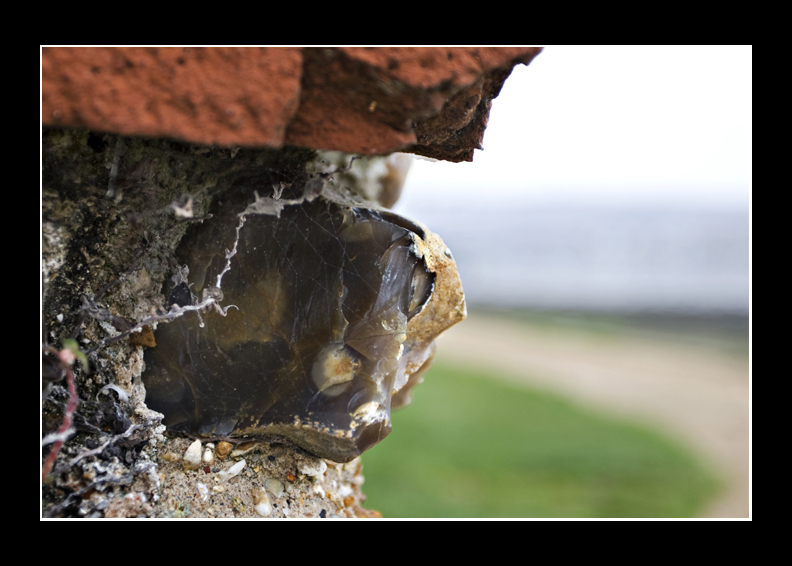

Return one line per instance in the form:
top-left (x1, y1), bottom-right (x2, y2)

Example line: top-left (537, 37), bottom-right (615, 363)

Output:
top-left (433, 312), bottom-right (750, 518)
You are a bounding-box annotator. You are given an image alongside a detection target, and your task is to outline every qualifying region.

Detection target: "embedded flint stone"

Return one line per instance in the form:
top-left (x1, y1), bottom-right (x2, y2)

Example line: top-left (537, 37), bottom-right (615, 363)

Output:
top-left (143, 184), bottom-right (465, 462)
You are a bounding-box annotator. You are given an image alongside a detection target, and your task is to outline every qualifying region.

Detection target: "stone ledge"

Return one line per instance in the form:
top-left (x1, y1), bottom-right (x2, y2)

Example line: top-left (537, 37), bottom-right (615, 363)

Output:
top-left (42, 47), bottom-right (542, 162)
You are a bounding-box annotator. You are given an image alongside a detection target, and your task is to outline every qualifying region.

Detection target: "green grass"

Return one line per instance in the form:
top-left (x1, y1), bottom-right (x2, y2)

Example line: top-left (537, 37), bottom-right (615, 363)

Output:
top-left (361, 362), bottom-right (720, 518)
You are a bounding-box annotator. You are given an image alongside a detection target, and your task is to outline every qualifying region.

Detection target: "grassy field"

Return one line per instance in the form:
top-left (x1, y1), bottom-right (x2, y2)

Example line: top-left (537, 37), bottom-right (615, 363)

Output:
top-left (361, 360), bottom-right (720, 518)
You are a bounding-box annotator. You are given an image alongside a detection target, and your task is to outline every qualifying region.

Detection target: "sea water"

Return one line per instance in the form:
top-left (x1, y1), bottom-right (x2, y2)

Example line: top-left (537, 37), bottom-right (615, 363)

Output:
top-left (394, 191), bottom-right (749, 315)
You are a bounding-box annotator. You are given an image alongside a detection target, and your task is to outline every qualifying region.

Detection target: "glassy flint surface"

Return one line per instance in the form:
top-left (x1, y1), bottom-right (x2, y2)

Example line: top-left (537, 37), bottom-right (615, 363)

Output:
top-left (143, 193), bottom-right (448, 462)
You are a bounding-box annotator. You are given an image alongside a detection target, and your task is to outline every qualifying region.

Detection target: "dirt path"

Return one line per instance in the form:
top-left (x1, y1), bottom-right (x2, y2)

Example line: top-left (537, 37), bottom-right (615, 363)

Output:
top-left (433, 313), bottom-right (749, 518)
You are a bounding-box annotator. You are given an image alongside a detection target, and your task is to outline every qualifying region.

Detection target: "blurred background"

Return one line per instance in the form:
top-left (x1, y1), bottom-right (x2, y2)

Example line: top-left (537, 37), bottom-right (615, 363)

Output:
top-left (362, 46), bottom-right (750, 518)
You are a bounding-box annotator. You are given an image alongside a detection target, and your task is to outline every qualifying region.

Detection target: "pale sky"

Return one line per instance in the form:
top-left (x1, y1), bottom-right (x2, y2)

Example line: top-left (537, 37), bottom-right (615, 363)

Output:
top-left (402, 46), bottom-right (752, 209)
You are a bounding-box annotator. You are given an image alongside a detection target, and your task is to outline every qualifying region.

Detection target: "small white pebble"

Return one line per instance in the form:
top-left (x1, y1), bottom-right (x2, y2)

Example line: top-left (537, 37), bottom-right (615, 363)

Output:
top-left (252, 487), bottom-right (271, 516)
top-left (202, 447), bottom-right (214, 465)
top-left (56, 313), bottom-right (64, 323)
top-left (299, 459), bottom-right (327, 478)
top-left (264, 478), bottom-right (285, 497)
top-left (182, 439), bottom-right (202, 471)
top-left (217, 459), bottom-right (246, 482)
top-left (196, 483), bottom-right (209, 502)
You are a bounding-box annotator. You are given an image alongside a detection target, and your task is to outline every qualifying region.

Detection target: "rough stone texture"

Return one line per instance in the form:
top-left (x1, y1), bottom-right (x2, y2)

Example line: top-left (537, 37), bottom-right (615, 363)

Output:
top-left (40, 131), bottom-right (392, 517)
top-left (42, 47), bottom-right (542, 162)
top-left (152, 438), bottom-right (379, 518)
